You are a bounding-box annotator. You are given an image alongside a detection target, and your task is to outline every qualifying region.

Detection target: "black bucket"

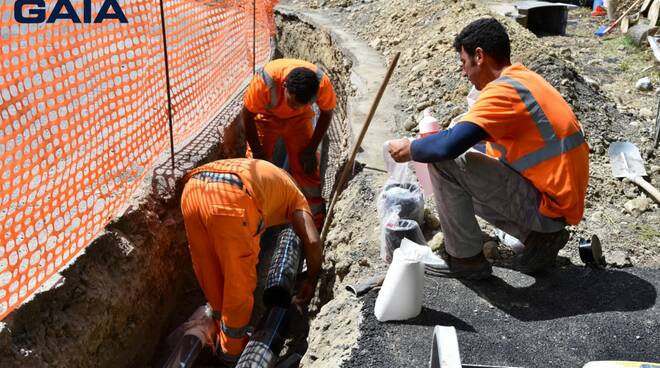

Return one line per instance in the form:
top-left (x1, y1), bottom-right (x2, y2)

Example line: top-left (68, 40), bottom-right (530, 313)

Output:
top-left (383, 219), bottom-right (425, 263)
top-left (381, 182), bottom-right (424, 225)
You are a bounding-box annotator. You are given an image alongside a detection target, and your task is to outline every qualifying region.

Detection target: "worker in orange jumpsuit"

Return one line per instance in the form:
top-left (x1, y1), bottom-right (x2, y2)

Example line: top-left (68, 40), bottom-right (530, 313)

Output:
top-left (388, 18), bottom-right (589, 278)
top-left (180, 158), bottom-right (323, 362)
top-left (242, 58), bottom-right (337, 230)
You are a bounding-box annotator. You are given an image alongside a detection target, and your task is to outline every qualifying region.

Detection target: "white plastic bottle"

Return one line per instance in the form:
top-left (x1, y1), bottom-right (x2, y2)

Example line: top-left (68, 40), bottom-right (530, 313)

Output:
top-left (413, 109), bottom-right (440, 197)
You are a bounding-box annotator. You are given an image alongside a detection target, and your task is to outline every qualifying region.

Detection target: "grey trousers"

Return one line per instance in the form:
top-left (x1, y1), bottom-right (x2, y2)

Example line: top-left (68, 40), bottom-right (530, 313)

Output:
top-left (429, 150), bottom-right (565, 259)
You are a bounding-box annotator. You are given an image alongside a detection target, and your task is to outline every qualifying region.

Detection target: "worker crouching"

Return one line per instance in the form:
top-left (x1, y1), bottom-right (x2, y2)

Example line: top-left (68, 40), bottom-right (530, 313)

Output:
top-left (180, 158), bottom-right (323, 363)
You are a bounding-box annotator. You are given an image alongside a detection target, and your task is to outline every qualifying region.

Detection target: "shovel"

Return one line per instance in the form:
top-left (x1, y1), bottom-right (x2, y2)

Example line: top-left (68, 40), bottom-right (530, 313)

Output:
top-left (608, 142), bottom-right (660, 204)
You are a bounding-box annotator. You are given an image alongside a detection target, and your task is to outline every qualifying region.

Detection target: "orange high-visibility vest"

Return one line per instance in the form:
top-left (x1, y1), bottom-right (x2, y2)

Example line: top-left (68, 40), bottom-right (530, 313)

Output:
top-left (243, 58), bottom-right (337, 119)
top-left (465, 63), bottom-right (589, 224)
top-left (184, 158), bottom-right (311, 228)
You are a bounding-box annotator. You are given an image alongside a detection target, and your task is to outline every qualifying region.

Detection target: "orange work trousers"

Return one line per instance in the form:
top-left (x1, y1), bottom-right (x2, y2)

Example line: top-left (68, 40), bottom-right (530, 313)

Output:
top-left (180, 177), bottom-right (262, 358)
top-left (253, 113), bottom-right (325, 228)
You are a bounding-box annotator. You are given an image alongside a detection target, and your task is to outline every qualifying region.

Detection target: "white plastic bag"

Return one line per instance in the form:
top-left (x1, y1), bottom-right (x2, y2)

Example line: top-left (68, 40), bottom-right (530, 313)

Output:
top-left (374, 242), bottom-right (425, 322)
top-left (495, 228), bottom-right (525, 254)
top-left (382, 140), bottom-right (416, 184)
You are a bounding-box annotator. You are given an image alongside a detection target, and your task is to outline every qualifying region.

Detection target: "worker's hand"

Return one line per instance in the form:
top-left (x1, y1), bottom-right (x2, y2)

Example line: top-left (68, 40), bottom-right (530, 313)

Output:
top-left (299, 146), bottom-right (318, 174)
top-left (387, 138), bottom-right (412, 162)
top-left (293, 279), bottom-right (317, 306)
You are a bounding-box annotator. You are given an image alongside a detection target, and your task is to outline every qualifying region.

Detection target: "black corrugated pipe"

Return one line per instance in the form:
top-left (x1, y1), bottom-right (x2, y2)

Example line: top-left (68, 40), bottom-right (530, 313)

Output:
top-left (235, 307), bottom-right (290, 368)
top-left (263, 227), bottom-right (302, 308)
top-left (161, 305), bottom-right (217, 368)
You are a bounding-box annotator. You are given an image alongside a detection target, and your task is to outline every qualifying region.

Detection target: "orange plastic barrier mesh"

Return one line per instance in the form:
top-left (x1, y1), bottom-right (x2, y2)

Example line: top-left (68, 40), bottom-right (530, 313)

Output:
top-left (0, 0), bottom-right (278, 320)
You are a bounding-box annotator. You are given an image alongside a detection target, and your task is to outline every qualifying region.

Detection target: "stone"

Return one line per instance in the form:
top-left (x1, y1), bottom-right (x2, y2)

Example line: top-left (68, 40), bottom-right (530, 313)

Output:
top-left (482, 240), bottom-right (498, 259)
top-left (404, 115), bottom-right (417, 131)
top-left (410, 60), bottom-right (428, 75)
top-left (583, 76), bottom-right (599, 89)
top-left (608, 250), bottom-right (631, 267)
top-left (423, 207), bottom-right (441, 231)
top-left (624, 196), bottom-right (653, 216)
top-left (635, 77), bottom-right (653, 91)
top-left (369, 38), bottom-right (382, 49)
top-left (428, 231), bottom-right (445, 252)
top-left (589, 210), bottom-right (603, 223)
top-left (639, 107), bottom-right (654, 119)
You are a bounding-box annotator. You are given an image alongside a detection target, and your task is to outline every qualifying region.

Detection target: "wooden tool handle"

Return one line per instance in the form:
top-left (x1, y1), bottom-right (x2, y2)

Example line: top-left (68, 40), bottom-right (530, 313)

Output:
top-left (605, 0), bottom-right (644, 34)
top-left (631, 175), bottom-right (660, 204)
top-left (320, 52), bottom-right (401, 242)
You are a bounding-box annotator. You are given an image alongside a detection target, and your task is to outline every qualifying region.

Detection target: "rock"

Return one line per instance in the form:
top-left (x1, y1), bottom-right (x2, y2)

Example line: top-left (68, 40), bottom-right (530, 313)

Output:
top-left (583, 76), bottom-right (599, 89)
top-left (630, 121), bottom-right (642, 128)
top-left (404, 115), bottom-right (417, 131)
top-left (482, 240), bottom-right (498, 259)
top-left (415, 100), bottom-right (432, 111)
top-left (410, 60), bottom-right (428, 75)
top-left (589, 210), bottom-right (603, 223)
top-left (587, 59), bottom-right (602, 66)
top-left (423, 207), bottom-right (441, 231)
top-left (428, 231), bottom-right (445, 252)
top-left (369, 38), bottom-right (382, 49)
top-left (624, 196), bottom-right (653, 216)
top-left (639, 107), bottom-right (654, 119)
top-left (608, 250), bottom-right (631, 267)
top-left (635, 77), bottom-right (653, 91)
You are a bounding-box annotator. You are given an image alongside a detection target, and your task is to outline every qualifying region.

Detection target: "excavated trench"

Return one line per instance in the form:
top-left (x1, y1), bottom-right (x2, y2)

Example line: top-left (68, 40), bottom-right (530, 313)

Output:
top-left (0, 6), bottom-right (387, 368)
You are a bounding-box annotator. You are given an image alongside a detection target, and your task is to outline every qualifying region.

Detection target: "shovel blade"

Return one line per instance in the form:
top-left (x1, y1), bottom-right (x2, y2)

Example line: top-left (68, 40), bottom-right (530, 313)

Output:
top-left (608, 142), bottom-right (647, 178)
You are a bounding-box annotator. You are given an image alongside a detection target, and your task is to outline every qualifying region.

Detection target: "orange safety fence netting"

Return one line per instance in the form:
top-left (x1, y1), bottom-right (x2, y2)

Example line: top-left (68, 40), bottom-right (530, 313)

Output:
top-left (0, 0), bottom-right (278, 320)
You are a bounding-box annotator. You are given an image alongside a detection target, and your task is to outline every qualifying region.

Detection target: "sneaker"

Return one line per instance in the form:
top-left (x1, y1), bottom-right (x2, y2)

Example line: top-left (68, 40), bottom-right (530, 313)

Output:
top-left (425, 252), bottom-right (492, 280)
top-left (517, 229), bottom-right (569, 273)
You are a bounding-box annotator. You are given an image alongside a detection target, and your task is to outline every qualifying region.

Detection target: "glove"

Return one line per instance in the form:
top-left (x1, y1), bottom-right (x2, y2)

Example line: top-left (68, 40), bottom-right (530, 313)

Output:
top-left (299, 146), bottom-right (318, 174)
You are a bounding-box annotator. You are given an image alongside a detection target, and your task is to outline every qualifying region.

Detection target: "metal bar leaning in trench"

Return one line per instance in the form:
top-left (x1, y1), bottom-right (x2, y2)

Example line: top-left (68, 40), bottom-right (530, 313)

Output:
top-left (157, 0), bottom-right (176, 173)
top-left (320, 51), bottom-right (401, 242)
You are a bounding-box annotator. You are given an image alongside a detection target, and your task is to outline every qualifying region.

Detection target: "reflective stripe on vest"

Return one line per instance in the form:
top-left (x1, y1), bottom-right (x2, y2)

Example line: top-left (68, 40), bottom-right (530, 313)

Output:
top-left (221, 320), bottom-right (250, 339)
top-left (494, 76), bottom-right (586, 173)
top-left (258, 65), bottom-right (325, 110)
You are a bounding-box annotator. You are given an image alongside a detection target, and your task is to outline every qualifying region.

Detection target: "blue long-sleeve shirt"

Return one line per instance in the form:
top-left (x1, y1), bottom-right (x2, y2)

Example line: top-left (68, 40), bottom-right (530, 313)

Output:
top-left (410, 122), bottom-right (488, 163)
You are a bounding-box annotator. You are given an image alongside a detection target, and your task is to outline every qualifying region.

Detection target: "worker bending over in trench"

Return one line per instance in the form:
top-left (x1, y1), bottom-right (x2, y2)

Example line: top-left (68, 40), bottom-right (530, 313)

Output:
top-left (242, 58), bottom-right (337, 230)
top-left (388, 18), bottom-right (589, 279)
top-left (180, 158), bottom-right (323, 362)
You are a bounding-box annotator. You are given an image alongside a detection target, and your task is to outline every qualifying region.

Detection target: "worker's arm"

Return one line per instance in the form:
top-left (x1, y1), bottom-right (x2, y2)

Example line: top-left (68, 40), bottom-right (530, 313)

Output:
top-left (242, 106), bottom-right (265, 159)
top-left (290, 209), bottom-right (323, 305)
top-left (309, 109), bottom-right (333, 151)
top-left (300, 109), bottom-right (333, 174)
top-left (388, 122), bottom-right (488, 163)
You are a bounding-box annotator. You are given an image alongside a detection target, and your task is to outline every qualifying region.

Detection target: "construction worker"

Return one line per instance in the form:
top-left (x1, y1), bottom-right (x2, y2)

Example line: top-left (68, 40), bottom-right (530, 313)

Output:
top-left (388, 18), bottom-right (589, 279)
top-left (242, 58), bottom-right (337, 230)
top-left (180, 158), bottom-right (323, 362)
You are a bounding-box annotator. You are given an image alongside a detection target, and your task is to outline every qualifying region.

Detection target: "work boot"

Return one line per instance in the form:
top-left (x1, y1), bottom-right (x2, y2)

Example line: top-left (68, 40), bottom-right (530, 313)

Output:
top-left (425, 252), bottom-right (492, 280)
top-left (517, 228), bottom-right (570, 273)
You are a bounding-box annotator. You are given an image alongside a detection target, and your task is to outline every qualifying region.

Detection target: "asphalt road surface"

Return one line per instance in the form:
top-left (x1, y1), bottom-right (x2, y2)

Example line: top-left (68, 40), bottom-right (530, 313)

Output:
top-left (344, 266), bottom-right (659, 368)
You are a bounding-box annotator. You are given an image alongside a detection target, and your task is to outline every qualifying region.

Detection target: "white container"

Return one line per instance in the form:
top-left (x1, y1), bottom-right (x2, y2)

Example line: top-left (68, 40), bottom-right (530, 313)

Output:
top-left (374, 246), bottom-right (424, 322)
top-left (413, 109), bottom-right (440, 197)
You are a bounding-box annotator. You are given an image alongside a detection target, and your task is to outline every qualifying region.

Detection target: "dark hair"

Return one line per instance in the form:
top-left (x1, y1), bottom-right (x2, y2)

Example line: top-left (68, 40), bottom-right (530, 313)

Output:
top-left (453, 18), bottom-right (511, 65)
top-left (285, 67), bottom-right (319, 104)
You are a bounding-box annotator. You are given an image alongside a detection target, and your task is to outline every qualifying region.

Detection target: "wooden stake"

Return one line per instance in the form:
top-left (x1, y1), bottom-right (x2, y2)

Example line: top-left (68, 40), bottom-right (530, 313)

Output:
top-left (320, 52), bottom-right (401, 242)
